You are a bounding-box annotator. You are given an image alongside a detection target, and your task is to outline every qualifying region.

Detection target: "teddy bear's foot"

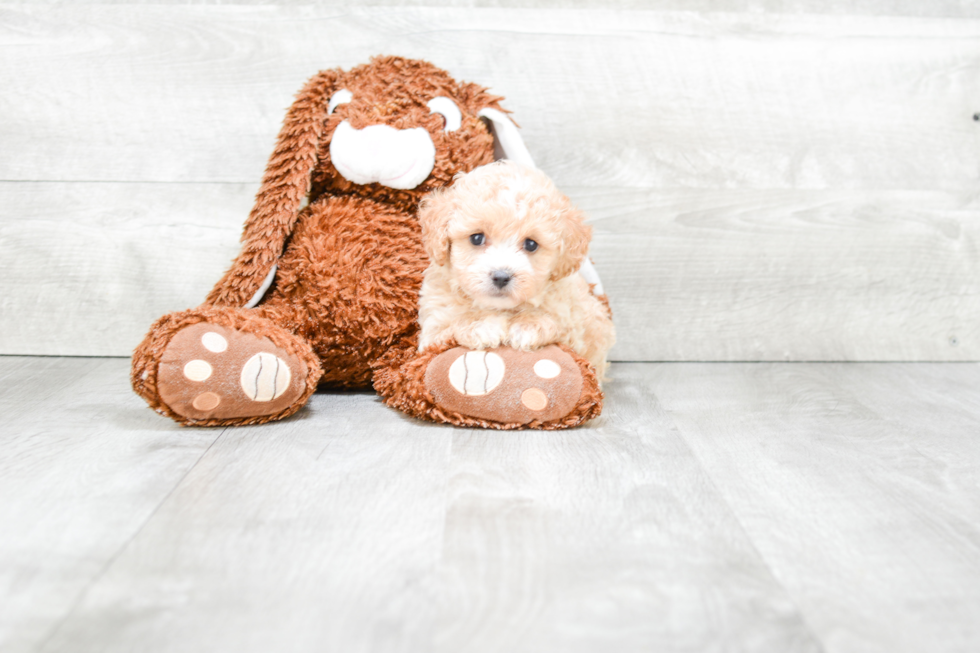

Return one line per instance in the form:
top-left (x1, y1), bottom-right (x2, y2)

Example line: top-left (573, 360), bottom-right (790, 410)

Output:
top-left (152, 321), bottom-right (311, 424)
top-left (424, 345), bottom-right (594, 427)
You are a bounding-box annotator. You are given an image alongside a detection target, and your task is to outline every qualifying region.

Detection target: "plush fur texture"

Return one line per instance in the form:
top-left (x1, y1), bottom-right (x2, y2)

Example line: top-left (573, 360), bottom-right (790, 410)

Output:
top-left (132, 306), bottom-right (322, 426)
top-left (131, 56), bottom-right (606, 429)
top-left (373, 341), bottom-right (603, 430)
top-left (204, 57), bottom-right (501, 310)
top-left (417, 162), bottom-right (615, 377)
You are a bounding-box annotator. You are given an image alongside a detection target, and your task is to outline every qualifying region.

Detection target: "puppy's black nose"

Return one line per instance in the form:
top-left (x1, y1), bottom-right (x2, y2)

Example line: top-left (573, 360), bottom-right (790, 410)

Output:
top-left (491, 270), bottom-right (512, 289)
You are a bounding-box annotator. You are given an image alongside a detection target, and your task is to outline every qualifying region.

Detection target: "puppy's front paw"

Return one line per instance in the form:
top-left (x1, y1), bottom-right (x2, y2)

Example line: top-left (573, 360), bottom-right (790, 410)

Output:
top-left (507, 324), bottom-right (544, 351)
top-left (506, 318), bottom-right (558, 351)
top-left (456, 318), bottom-right (507, 350)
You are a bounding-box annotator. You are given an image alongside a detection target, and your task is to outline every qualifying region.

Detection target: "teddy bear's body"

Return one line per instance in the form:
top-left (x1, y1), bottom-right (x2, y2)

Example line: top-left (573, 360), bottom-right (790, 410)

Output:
top-left (132, 56), bottom-right (606, 430)
top-left (247, 194), bottom-right (427, 388)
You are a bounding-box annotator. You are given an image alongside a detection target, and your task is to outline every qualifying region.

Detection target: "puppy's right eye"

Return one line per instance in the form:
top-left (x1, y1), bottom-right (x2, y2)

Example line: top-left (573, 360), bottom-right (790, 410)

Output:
top-left (469, 233), bottom-right (485, 246)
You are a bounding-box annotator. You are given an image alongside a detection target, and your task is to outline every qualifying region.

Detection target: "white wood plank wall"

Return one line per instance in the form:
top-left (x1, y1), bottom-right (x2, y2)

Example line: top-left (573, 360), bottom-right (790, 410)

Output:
top-left (1, 5), bottom-right (978, 360)
top-left (49, 0), bottom-right (980, 17)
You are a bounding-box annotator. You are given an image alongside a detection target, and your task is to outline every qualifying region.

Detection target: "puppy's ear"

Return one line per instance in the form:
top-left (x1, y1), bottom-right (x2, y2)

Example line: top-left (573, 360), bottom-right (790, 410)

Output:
top-left (551, 205), bottom-right (593, 282)
top-left (418, 188), bottom-right (455, 266)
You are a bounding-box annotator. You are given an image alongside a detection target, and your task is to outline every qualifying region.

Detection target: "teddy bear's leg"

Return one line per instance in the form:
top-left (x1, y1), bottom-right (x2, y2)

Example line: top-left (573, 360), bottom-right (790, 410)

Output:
top-left (374, 342), bottom-right (603, 430)
top-left (131, 306), bottom-right (322, 426)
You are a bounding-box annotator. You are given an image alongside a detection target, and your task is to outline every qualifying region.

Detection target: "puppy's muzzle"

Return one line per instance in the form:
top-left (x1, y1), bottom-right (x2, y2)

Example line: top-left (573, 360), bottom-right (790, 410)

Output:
top-left (490, 270), bottom-right (513, 289)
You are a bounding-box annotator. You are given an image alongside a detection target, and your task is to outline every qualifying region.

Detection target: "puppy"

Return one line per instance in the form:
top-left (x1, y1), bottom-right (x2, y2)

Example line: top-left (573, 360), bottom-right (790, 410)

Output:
top-left (417, 161), bottom-right (615, 379)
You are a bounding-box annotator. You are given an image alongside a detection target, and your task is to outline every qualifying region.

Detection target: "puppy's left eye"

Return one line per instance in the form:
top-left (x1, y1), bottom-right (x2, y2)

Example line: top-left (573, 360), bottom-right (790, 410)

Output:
top-left (427, 97), bottom-right (462, 132)
top-left (470, 233), bottom-right (486, 246)
top-left (523, 238), bottom-right (539, 253)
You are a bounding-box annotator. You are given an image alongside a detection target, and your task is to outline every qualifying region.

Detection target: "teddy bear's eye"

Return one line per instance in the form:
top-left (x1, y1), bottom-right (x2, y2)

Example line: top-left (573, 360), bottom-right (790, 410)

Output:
top-left (470, 233), bottom-right (485, 246)
top-left (523, 238), bottom-right (539, 253)
top-left (427, 97), bottom-right (462, 132)
top-left (328, 89), bottom-right (353, 115)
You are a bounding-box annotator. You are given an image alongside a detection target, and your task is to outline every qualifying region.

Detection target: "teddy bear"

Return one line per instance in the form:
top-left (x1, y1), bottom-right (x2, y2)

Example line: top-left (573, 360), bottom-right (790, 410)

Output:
top-left (131, 55), bottom-right (606, 430)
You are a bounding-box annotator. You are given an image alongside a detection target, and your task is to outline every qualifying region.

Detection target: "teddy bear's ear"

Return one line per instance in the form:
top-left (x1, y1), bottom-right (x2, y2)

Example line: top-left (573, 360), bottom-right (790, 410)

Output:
top-left (478, 108), bottom-right (536, 168)
top-left (206, 68), bottom-right (341, 308)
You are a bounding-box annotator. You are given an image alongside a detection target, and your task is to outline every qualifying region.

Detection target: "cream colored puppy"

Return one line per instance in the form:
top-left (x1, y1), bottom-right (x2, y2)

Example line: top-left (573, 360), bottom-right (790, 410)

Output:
top-left (417, 161), bottom-right (615, 379)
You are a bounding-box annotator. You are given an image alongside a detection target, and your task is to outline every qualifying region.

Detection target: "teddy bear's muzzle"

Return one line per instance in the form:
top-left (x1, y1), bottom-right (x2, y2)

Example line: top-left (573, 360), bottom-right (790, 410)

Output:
top-left (329, 120), bottom-right (435, 190)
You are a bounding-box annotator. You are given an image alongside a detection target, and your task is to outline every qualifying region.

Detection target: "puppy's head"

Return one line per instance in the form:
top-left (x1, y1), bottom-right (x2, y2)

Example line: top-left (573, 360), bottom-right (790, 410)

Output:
top-left (419, 161), bottom-right (591, 310)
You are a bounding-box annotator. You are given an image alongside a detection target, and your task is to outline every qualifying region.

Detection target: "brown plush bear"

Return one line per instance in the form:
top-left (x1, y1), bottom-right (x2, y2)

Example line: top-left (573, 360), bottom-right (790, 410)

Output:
top-left (131, 56), bottom-right (604, 429)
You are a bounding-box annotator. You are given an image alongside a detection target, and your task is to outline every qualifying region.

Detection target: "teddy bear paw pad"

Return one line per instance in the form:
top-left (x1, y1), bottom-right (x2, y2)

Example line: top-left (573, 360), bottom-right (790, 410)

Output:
top-left (156, 322), bottom-right (306, 421)
top-left (425, 345), bottom-right (583, 425)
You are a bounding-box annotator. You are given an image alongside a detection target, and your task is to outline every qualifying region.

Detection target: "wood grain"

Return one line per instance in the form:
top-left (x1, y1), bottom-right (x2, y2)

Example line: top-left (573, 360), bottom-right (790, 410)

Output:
top-left (36, 388), bottom-right (455, 653)
top-left (54, 0), bottom-right (980, 18)
top-left (2, 6), bottom-right (978, 361)
top-left (580, 187), bottom-right (980, 361)
top-left (6, 356), bottom-right (980, 651)
top-left (433, 371), bottom-right (821, 652)
top-left (648, 361), bottom-right (980, 653)
top-left (2, 182), bottom-right (977, 361)
top-left (1, 7), bottom-right (978, 191)
top-left (0, 182), bottom-right (250, 357)
top-left (8, 358), bottom-right (823, 653)
top-left (0, 357), bottom-right (219, 653)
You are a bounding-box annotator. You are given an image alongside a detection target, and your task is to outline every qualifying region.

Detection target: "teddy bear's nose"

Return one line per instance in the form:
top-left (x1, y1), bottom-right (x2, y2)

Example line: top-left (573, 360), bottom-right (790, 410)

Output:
top-left (491, 270), bottom-right (513, 289)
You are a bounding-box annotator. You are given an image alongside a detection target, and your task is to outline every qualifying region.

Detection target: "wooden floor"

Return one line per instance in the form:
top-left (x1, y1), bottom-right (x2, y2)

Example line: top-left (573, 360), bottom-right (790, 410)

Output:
top-left (1, 356), bottom-right (978, 652)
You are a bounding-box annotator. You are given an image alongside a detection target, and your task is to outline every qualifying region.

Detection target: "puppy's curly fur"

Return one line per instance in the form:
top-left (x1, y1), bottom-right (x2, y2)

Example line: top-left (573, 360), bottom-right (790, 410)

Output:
top-left (418, 161), bottom-right (615, 378)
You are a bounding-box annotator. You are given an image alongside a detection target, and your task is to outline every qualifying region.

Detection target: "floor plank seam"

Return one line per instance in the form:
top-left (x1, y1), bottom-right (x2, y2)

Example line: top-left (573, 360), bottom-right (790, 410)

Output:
top-left (654, 398), bottom-right (831, 653)
top-left (30, 425), bottom-right (230, 653)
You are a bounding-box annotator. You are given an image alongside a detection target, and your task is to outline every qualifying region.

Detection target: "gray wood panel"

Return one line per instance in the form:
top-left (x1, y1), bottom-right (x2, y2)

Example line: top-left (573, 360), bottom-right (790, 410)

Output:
top-left (2, 6), bottom-right (978, 360)
top-left (0, 181), bottom-right (249, 357)
top-left (36, 390), bottom-right (455, 653)
top-left (0, 357), bottom-right (220, 653)
top-left (432, 372), bottom-right (820, 652)
top-left (583, 187), bottom-right (980, 362)
top-left (17, 358), bottom-right (824, 653)
top-left (2, 181), bottom-right (977, 361)
top-left (1, 7), bottom-right (978, 191)
top-left (54, 0), bottom-right (980, 18)
top-left (6, 356), bottom-right (980, 651)
top-left (648, 361), bottom-right (980, 653)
